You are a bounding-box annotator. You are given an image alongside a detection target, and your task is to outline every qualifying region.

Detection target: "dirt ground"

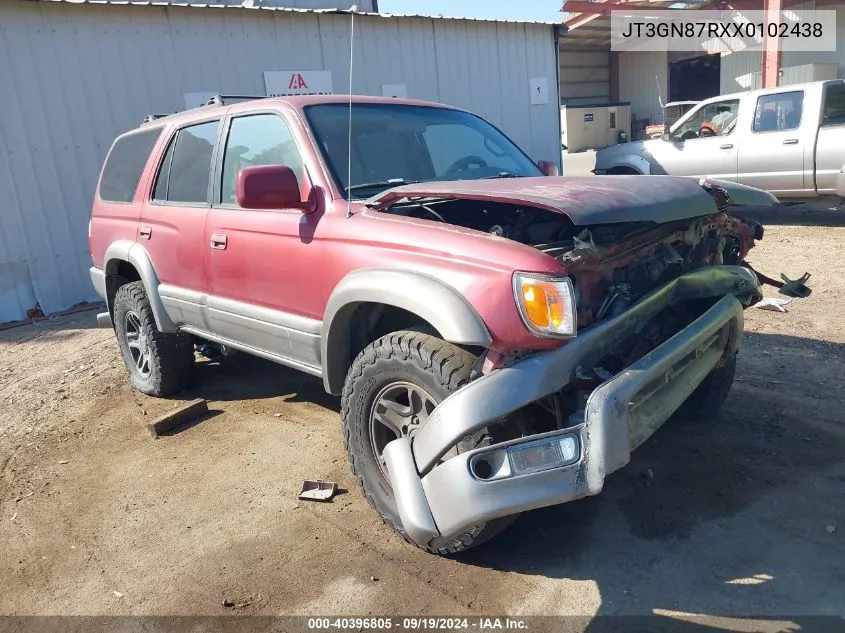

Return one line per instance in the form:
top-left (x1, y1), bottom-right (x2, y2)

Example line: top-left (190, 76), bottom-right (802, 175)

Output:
top-left (1, 207), bottom-right (843, 629)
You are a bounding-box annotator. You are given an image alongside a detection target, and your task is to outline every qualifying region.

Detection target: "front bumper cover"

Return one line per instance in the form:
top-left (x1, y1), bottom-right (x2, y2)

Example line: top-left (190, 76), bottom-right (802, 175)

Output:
top-left (383, 265), bottom-right (761, 548)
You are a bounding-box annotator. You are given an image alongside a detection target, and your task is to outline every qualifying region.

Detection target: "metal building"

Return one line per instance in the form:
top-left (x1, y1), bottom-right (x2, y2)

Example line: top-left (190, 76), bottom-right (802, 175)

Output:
top-left (557, 0), bottom-right (845, 136)
top-left (0, 0), bottom-right (562, 324)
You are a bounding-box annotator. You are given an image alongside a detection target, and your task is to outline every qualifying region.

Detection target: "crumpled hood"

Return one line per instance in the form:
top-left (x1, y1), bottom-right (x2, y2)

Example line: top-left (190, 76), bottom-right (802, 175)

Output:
top-left (366, 175), bottom-right (779, 226)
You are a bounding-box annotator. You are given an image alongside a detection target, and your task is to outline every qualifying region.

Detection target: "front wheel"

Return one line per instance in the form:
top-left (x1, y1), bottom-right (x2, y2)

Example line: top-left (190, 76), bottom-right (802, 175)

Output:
top-left (341, 330), bottom-right (517, 555)
top-left (677, 351), bottom-right (737, 420)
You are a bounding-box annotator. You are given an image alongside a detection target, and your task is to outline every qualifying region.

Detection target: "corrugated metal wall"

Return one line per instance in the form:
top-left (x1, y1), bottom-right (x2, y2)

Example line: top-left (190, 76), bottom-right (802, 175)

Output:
top-left (200, 0), bottom-right (376, 8)
top-left (618, 50), bottom-right (667, 125)
top-left (559, 49), bottom-right (611, 106)
top-left (721, 1), bottom-right (845, 93)
top-left (0, 1), bottom-right (559, 323)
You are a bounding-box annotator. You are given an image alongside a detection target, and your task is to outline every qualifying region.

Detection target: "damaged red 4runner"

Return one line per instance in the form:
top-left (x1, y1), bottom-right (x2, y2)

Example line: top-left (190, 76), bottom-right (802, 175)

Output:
top-left (89, 95), bottom-right (790, 555)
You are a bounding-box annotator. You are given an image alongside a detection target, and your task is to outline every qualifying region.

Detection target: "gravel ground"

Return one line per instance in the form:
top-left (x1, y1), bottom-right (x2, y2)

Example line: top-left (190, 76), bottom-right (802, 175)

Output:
top-left (0, 207), bottom-right (843, 629)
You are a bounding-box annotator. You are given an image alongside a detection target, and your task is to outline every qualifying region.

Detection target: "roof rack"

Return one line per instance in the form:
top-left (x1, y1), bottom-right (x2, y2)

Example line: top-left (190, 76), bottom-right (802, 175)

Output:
top-left (204, 94), bottom-right (269, 106)
top-left (141, 114), bottom-right (170, 124)
top-left (139, 94), bottom-right (268, 126)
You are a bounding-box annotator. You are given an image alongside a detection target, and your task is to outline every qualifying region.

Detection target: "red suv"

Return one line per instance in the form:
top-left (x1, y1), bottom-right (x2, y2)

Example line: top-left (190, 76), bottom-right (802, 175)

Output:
top-left (89, 94), bottom-right (780, 554)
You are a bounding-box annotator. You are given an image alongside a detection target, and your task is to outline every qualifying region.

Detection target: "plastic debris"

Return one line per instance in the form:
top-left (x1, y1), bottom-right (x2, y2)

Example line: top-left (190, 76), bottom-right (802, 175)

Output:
top-left (299, 480), bottom-right (337, 502)
top-left (825, 525), bottom-right (836, 534)
top-left (113, 591), bottom-right (124, 598)
top-left (753, 297), bottom-right (792, 313)
top-left (779, 272), bottom-right (811, 298)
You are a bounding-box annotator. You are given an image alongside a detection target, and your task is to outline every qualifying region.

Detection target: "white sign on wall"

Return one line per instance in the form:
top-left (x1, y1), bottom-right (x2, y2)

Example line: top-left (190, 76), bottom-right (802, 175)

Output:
top-left (264, 71), bottom-right (334, 97)
top-left (184, 92), bottom-right (217, 109)
top-left (529, 77), bottom-right (549, 105)
top-left (381, 83), bottom-right (408, 99)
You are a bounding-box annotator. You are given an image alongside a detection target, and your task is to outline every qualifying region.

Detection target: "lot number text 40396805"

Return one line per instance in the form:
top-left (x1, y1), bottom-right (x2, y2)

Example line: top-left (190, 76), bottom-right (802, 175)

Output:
top-left (307, 617), bottom-right (529, 630)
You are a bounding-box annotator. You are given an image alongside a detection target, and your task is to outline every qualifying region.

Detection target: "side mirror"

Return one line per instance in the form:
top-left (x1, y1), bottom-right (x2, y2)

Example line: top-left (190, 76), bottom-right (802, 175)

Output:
top-left (538, 160), bottom-right (559, 176)
top-left (236, 165), bottom-right (315, 212)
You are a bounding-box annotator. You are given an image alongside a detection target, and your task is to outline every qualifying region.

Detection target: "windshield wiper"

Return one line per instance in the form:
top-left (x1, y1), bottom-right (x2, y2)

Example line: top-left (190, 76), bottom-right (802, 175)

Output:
top-left (346, 178), bottom-right (418, 194)
top-left (483, 171), bottom-right (520, 179)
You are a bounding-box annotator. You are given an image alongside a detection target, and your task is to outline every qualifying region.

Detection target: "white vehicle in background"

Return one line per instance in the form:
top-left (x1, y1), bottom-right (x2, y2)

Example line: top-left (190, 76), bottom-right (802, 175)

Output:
top-left (594, 79), bottom-right (845, 207)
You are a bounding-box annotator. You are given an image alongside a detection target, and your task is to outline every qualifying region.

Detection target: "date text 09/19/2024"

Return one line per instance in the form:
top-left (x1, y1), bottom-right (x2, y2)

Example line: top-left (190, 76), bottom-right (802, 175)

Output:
top-left (307, 618), bottom-right (529, 630)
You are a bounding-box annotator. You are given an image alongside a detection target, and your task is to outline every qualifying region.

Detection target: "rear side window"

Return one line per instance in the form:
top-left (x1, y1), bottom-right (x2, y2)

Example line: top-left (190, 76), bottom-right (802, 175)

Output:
top-left (753, 91), bottom-right (804, 133)
top-left (153, 120), bottom-right (220, 205)
top-left (822, 83), bottom-right (845, 126)
top-left (98, 127), bottom-right (162, 203)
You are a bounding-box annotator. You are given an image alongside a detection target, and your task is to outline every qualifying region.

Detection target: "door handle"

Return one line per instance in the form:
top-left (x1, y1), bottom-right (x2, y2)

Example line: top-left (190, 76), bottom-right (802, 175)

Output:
top-left (720, 143), bottom-right (733, 150)
top-left (139, 226), bottom-right (152, 240)
top-left (210, 233), bottom-right (228, 250)
top-left (783, 138), bottom-right (799, 145)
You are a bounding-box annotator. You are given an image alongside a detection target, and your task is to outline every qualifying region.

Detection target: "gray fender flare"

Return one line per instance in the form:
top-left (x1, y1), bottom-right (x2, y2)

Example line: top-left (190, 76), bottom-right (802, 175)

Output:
top-left (103, 240), bottom-right (177, 333)
top-left (321, 269), bottom-right (493, 395)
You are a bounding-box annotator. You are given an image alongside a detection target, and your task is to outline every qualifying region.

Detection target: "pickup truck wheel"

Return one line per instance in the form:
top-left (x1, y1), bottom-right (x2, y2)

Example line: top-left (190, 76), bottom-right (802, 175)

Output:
top-left (677, 351), bottom-right (737, 420)
top-left (341, 330), bottom-right (517, 555)
top-left (113, 281), bottom-right (195, 397)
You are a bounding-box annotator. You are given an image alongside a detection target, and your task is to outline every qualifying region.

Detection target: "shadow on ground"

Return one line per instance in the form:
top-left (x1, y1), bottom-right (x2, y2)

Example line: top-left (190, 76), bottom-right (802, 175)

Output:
top-left (446, 332), bottom-right (845, 627)
top-left (733, 204), bottom-right (845, 228)
top-left (172, 352), bottom-right (340, 411)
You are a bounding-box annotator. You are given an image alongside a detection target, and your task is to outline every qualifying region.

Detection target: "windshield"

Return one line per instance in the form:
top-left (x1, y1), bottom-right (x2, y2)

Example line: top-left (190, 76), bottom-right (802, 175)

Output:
top-left (304, 103), bottom-right (543, 198)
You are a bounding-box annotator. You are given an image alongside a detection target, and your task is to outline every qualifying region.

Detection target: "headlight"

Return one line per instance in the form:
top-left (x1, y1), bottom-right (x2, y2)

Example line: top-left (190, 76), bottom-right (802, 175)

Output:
top-left (513, 273), bottom-right (577, 338)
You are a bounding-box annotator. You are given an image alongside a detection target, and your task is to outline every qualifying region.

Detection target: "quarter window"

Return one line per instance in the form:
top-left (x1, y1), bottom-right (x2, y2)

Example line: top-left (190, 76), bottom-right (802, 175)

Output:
top-left (99, 127), bottom-right (162, 203)
top-left (753, 91), bottom-right (804, 133)
top-left (221, 114), bottom-right (305, 206)
top-left (152, 120), bottom-right (219, 205)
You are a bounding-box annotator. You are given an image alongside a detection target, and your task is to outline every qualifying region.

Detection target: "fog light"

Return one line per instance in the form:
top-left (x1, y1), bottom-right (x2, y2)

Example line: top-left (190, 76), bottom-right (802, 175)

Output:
top-left (508, 435), bottom-right (579, 476)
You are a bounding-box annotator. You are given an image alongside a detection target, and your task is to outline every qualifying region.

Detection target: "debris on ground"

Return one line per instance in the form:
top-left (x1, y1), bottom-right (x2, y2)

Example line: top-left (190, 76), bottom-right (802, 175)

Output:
top-left (113, 591), bottom-right (124, 598)
top-left (146, 399), bottom-right (209, 437)
top-left (779, 272), bottom-right (812, 298)
top-left (753, 297), bottom-right (792, 313)
top-left (826, 525), bottom-right (837, 534)
top-left (299, 480), bottom-right (337, 501)
top-left (221, 596), bottom-right (257, 610)
top-left (58, 460), bottom-right (69, 465)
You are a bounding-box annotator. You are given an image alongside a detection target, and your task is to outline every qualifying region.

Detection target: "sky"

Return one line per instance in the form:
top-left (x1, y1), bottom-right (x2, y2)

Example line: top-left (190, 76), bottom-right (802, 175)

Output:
top-left (377, 0), bottom-right (565, 23)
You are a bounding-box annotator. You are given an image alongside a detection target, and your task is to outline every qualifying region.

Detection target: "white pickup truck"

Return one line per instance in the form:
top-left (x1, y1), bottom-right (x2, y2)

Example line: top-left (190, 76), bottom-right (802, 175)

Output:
top-left (594, 79), bottom-right (845, 206)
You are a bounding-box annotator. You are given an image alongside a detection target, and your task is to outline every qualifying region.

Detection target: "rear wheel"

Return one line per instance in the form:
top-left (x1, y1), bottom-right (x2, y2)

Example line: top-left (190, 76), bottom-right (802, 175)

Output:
top-left (341, 330), bottom-right (517, 555)
top-left (113, 281), bottom-right (195, 397)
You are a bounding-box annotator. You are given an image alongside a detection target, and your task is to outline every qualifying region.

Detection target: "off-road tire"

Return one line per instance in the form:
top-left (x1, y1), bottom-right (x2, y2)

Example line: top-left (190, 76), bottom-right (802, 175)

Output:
top-left (677, 350), bottom-right (737, 420)
top-left (113, 281), bottom-right (195, 397)
top-left (341, 330), bottom-right (517, 555)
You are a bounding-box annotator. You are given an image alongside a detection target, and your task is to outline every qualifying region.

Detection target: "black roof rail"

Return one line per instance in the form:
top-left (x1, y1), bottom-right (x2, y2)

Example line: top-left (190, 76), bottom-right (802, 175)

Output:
top-left (204, 94), bottom-right (269, 106)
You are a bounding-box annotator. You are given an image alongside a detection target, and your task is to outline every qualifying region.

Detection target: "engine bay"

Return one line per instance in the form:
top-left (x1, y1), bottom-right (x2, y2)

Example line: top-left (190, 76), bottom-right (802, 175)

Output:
top-left (384, 197), bottom-right (761, 329)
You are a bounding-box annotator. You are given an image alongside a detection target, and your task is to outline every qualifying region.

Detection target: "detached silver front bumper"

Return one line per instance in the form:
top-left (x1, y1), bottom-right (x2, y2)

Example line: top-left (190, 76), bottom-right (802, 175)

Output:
top-left (383, 265), bottom-right (761, 548)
